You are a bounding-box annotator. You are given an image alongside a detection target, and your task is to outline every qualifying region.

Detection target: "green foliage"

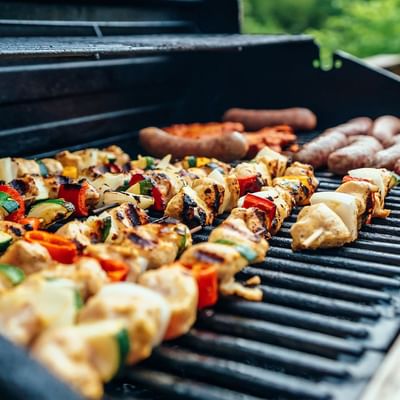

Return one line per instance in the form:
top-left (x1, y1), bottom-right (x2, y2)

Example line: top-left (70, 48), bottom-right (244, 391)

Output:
top-left (243, 0), bottom-right (400, 61)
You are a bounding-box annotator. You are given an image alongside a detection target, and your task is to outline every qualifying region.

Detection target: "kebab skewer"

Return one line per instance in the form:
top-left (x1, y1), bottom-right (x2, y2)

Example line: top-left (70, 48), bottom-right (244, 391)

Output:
top-left (291, 168), bottom-right (398, 250)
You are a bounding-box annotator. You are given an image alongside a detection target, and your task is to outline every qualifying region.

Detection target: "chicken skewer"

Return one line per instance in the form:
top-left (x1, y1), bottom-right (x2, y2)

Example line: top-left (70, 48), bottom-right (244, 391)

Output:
top-left (291, 168), bottom-right (398, 250)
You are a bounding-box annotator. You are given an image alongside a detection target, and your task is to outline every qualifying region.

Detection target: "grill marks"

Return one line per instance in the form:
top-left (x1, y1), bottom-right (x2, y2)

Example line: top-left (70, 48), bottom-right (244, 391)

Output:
top-left (112, 172), bottom-right (400, 400)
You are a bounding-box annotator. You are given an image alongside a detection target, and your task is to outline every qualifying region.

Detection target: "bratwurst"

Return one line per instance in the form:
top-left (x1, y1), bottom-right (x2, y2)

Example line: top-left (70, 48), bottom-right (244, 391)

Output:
top-left (139, 127), bottom-right (248, 162)
top-left (294, 131), bottom-right (348, 168)
top-left (370, 115), bottom-right (400, 147)
top-left (223, 107), bottom-right (317, 131)
top-left (327, 136), bottom-right (383, 175)
top-left (374, 142), bottom-right (400, 170)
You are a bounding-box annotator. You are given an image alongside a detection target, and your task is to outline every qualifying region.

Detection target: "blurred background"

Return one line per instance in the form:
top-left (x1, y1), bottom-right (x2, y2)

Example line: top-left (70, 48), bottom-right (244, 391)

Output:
top-left (243, 0), bottom-right (400, 72)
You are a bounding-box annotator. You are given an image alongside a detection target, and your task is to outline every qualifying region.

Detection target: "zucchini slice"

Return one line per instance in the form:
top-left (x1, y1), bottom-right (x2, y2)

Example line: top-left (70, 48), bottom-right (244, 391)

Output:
top-left (28, 199), bottom-right (75, 228)
top-left (0, 232), bottom-right (12, 252)
top-left (74, 320), bottom-right (130, 382)
top-left (0, 263), bottom-right (25, 286)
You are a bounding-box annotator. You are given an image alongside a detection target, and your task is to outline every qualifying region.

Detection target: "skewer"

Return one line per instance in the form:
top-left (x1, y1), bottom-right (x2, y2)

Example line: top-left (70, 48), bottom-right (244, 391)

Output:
top-left (302, 227), bottom-right (324, 248)
top-left (190, 225), bottom-right (203, 234)
top-left (92, 203), bottom-right (119, 215)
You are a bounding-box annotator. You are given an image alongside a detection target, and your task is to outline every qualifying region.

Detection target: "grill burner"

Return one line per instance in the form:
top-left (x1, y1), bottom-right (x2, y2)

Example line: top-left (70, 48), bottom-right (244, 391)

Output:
top-left (100, 169), bottom-right (400, 400)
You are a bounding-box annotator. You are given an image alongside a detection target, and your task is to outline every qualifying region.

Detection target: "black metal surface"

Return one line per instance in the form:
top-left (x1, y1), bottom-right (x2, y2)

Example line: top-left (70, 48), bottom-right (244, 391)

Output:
top-left (105, 169), bottom-right (400, 400)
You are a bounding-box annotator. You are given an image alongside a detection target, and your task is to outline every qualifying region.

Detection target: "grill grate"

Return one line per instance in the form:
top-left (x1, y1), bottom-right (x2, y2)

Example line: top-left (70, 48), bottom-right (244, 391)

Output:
top-left (105, 170), bottom-right (400, 400)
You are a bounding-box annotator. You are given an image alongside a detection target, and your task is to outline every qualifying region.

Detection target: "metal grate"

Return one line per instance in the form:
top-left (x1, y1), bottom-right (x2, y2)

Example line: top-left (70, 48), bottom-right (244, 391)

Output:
top-left (105, 169), bottom-right (400, 400)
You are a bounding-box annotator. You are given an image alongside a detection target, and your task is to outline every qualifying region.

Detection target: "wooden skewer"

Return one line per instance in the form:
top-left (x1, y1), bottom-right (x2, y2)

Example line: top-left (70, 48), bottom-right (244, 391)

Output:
top-left (302, 227), bottom-right (324, 248)
top-left (190, 225), bottom-right (203, 234)
top-left (92, 203), bottom-right (119, 215)
top-left (152, 215), bottom-right (169, 224)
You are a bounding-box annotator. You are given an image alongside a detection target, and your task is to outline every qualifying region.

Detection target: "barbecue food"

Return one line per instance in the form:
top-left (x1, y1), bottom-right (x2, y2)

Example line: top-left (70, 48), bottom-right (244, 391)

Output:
top-left (138, 264), bottom-right (198, 340)
top-left (294, 131), bottom-right (348, 168)
top-left (223, 107), bottom-right (317, 131)
top-left (327, 136), bottom-right (383, 175)
top-left (370, 115), bottom-right (400, 147)
top-left (291, 203), bottom-right (352, 250)
top-left (327, 117), bottom-right (373, 136)
top-left (139, 126), bottom-right (248, 162)
top-left (291, 168), bottom-right (397, 250)
top-left (374, 143), bottom-right (400, 170)
top-left (79, 283), bottom-right (171, 364)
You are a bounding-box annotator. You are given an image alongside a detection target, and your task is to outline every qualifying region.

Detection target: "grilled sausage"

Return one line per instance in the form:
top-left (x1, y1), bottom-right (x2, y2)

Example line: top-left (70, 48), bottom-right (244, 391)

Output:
top-left (139, 127), bottom-right (248, 162)
top-left (223, 107), bottom-right (317, 131)
top-left (374, 143), bottom-right (400, 170)
top-left (327, 117), bottom-right (373, 136)
top-left (294, 131), bottom-right (348, 168)
top-left (370, 115), bottom-right (400, 147)
top-left (327, 136), bottom-right (383, 175)
top-left (395, 159), bottom-right (400, 175)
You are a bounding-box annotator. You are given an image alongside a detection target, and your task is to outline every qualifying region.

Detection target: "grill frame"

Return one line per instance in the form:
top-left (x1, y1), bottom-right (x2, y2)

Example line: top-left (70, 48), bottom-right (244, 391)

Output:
top-left (0, 1), bottom-right (400, 399)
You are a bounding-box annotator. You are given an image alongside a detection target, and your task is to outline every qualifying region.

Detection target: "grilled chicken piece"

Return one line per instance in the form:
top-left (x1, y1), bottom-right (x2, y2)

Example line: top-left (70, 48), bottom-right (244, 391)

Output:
top-left (0, 221), bottom-right (26, 243)
top-left (291, 203), bottom-right (352, 250)
top-left (56, 149), bottom-right (112, 172)
top-left (138, 264), bottom-right (198, 340)
top-left (230, 207), bottom-right (269, 238)
top-left (79, 283), bottom-right (171, 364)
top-left (103, 145), bottom-right (130, 166)
top-left (285, 161), bottom-right (318, 188)
top-left (100, 203), bottom-right (150, 244)
top-left (90, 173), bottom-right (129, 198)
top-left (310, 192), bottom-right (359, 242)
top-left (84, 244), bottom-right (147, 282)
top-left (209, 217), bottom-right (269, 263)
top-left (336, 181), bottom-right (378, 227)
top-left (239, 187), bottom-right (293, 235)
top-left (37, 257), bottom-right (109, 300)
top-left (234, 161), bottom-right (272, 187)
top-left (192, 177), bottom-right (225, 215)
top-left (33, 327), bottom-right (104, 400)
top-left (121, 223), bottom-right (191, 269)
top-left (180, 242), bottom-right (262, 301)
top-left (56, 218), bottom-right (103, 250)
top-left (12, 158), bottom-right (41, 177)
top-left (0, 241), bottom-right (54, 275)
top-left (41, 158), bottom-right (64, 176)
top-left (255, 146), bottom-right (288, 178)
top-left (10, 175), bottom-right (49, 204)
top-left (144, 170), bottom-right (185, 204)
top-left (0, 276), bottom-right (81, 346)
top-left (273, 175), bottom-right (316, 206)
top-left (165, 186), bottom-right (213, 227)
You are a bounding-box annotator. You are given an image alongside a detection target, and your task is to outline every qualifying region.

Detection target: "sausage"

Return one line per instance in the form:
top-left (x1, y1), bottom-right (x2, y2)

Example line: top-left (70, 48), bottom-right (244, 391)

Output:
top-left (223, 107), bottom-right (317, 131)
top-left (139, 127), bottom-right (248, 162)
top-left (374, 143), bottom-right (400, 170)
top-left (370, 115), bottom-right (400, 147)
top-left (327, 136), bottom-right (383, 175)
top-left (328, 117), bottom-right (373, 136)
top-left (294, 131), bottom-right (347, 168)
top-left (394, 159), bottom-right (400, 175)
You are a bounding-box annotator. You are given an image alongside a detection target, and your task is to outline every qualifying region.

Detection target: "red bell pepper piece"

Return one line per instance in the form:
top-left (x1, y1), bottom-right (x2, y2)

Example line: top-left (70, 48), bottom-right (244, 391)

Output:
top-left (106, 163), bottom-right (122, 174)
top-left (129, 173), bottom-right (145, 186)
top-left (99, 259), bottom-right (129, 282)
top-left (151, 186), bottom-right (165, 211)
top-left (24, 230), bottom-right (77, 264)
top-left (0, 185), bottom-right (25, 222)
top-left (58, 182), bottom-right (89, 217)
top-left (183, 262), bottom-right (218, 309)
top-left (242, 193), bottom-right (276, 229)
top-left (238, 175), bottom-right (262, 196)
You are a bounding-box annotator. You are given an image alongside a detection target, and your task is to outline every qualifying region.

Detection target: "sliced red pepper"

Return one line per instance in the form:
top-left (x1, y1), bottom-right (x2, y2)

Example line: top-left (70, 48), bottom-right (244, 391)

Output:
top-left (24, 230), bottom-right (77, 264)
top-left (183, 262), bottom-right (218, 309)
top-left (151, 186), bottom-right (165, 211)
top-left (58, 181), bottom-right (89, 217)
top-left (0, 185), bottom-right (25, 222)
top-left (99, 259), bottom-right (129, 282)
top-left (106, 163), bottom-right (122, 174)
top-left (238, 175), bottom-right (262, 196)
top-left (243, 193), bottom-right (276, 230)
top-left (129, 173), bottom-right (145, 186)
top-left (19, 217), bottom-right (41, 231)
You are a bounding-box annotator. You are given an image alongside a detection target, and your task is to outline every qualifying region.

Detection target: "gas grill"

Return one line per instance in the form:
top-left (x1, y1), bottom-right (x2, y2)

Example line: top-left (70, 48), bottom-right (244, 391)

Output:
top-left (1, 1), bottom-right (400, 400)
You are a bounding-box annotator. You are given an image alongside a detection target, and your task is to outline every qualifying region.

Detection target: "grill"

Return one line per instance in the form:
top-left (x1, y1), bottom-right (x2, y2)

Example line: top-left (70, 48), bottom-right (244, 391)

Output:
top-left (0, 1), bottom-right (400, 400)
